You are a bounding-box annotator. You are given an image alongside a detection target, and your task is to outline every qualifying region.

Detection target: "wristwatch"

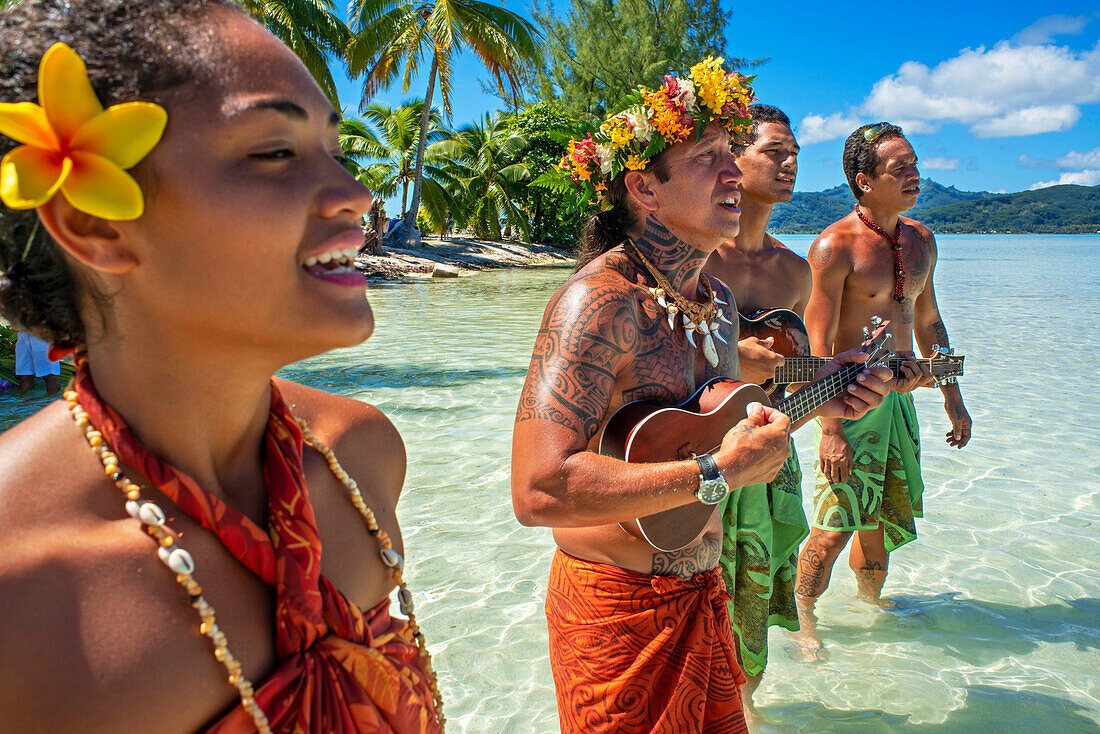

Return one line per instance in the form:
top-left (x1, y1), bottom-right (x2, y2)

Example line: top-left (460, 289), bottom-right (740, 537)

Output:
top-left (693, 453), bottom-right (730, 505)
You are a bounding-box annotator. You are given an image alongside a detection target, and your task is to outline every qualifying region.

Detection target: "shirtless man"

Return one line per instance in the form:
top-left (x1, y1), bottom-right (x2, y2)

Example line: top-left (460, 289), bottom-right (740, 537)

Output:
top-left (703, 104), bottom-right (811, 719)
top-left (707, 104), bottom-right (808, 385)
top-left (510, 67), bottom-right (894, 733)
top-left (793, 122), bottom-right (972, 656)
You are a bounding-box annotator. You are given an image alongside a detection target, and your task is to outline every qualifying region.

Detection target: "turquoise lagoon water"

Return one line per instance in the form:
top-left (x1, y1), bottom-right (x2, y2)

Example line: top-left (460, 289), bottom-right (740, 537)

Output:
top-left (2, 235), bottom-right (1098, 732)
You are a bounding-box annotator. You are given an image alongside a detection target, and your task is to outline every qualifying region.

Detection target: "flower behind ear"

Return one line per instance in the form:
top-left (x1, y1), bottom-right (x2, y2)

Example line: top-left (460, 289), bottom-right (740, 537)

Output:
top-left (0, 42), bottom-right (167, 220)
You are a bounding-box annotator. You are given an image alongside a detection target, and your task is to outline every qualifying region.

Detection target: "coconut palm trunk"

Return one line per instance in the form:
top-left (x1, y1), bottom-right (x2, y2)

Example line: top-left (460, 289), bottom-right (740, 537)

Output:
top-left (403, 54), bottom-right (439, 248)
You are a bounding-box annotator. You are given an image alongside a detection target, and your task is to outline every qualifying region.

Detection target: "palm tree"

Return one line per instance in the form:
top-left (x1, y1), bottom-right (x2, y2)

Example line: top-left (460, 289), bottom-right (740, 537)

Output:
top-left (432, 114), bottom-right (530, 241)
top-left (339, 101), bottom-right (460, 245)
top-left (340, 101), bottom-right (448, 214)
top-left (347, 0), bottom-right (542, 246)
top-left (238, 0), bottom-right (351, 108)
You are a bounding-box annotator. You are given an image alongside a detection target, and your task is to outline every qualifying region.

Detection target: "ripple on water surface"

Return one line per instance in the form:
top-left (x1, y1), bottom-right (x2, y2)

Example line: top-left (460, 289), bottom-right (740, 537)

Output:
top-left (4, 240), bottom-right (1099, 732)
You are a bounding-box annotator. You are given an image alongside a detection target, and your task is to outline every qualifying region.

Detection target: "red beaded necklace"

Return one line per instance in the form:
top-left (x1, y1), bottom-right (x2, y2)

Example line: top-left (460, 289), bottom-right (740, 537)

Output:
top-left (855, 204), bottom-right (905, 302)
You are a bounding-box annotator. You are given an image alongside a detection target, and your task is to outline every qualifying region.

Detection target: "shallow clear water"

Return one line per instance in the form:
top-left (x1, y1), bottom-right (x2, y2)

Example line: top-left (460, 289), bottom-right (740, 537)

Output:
top-left (4, 236), bottom-right (1099, 732)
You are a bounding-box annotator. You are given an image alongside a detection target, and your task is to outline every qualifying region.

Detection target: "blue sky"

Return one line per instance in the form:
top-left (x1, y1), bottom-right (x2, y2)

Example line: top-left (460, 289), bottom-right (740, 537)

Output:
top-left (333, 1), bottom-right (1100, 195)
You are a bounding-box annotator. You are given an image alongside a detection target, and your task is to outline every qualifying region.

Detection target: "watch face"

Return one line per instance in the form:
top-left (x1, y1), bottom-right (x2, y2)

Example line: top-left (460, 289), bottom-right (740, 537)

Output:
top-left (698, 476), bottom-right (730, 504)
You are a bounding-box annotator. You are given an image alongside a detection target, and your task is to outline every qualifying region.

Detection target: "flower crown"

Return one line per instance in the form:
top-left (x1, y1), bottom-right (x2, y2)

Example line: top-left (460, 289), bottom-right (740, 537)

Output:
top-left (0, 43), bottom-right (167, 221)
top-left (559, 57), bottom-right (755, 202)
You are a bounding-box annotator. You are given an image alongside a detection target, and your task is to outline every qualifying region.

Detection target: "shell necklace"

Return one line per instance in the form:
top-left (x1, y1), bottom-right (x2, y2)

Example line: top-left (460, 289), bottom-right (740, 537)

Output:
top-left (64, 376), bottom-right (445, 732)
top-left (627, 239), bottom-right (731, 367)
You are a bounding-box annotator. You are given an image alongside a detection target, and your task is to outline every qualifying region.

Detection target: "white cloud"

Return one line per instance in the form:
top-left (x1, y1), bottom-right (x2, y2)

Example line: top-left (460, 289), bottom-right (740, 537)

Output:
top-left (1013, 14), bottom-right (1091, 45)
top-left (1017, 146), bottom-right (1100, 169)
top-left (971, 104), bottom-right (1081, 137)
top-left (1055, 146), bottom-right (1100, 168)
top-left (797, 112), bottom-right (863, 145)
top-left (921, 157), bottom-right (960, 170)
top-left (1029, 169), bottom-right (1100, 189)
top-left (797, 38), bottom-right (1100, 143)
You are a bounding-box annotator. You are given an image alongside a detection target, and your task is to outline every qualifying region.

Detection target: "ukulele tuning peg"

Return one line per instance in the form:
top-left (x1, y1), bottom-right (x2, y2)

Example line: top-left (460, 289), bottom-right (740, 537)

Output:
top-left (931, 343), bottom-right (941, 353)
top-left (871, 315), bottom-right (883, 326)
top-left (863, 327), bottom-right (871, 338)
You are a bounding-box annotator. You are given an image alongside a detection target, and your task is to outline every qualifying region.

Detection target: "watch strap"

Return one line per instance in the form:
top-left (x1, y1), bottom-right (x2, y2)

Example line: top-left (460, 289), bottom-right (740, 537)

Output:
top-left (695, 453), bottom-right (720, 481)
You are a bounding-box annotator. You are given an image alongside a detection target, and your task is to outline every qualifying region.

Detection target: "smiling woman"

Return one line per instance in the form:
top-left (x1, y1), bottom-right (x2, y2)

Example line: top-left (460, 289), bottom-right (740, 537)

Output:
top-left (0, 2), bottom-right (444, 732)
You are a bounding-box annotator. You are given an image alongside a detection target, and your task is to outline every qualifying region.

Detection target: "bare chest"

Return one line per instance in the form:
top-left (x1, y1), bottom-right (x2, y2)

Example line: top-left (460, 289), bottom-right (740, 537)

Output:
top-left (847, 233), bottom-right (931, 303)
top-left (613, 297), bottom-right (736, 410)
top-left (726, 259), bottom-right (803, 314)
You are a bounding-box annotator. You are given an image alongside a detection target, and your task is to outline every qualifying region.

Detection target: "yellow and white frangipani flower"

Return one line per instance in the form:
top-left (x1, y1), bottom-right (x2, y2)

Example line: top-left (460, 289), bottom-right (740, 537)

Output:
top-left (0, 42), bottom-right (167, 220)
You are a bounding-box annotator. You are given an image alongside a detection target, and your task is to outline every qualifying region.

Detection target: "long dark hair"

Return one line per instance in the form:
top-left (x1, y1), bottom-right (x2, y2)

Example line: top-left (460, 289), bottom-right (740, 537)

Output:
top-left (573, 153), bottom-right (671, 271)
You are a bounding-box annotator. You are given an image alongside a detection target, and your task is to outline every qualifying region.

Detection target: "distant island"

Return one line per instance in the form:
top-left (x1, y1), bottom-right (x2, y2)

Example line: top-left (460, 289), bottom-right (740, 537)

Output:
top-left (770, 179), bottom-right (1100, 235)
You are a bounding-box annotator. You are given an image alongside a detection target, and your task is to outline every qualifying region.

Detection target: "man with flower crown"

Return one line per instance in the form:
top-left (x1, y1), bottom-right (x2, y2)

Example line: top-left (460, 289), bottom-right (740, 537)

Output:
top-left (510, 59), bottom-right (894, 733)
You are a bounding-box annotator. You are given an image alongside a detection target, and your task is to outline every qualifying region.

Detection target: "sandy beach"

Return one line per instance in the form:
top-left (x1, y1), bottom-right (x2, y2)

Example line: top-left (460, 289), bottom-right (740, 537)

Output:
top-left (356, 235), bottom-right (573, 280)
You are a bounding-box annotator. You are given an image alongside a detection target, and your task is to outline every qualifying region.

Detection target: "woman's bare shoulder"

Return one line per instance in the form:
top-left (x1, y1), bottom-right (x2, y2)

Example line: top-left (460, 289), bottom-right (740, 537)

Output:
top-left (274, 379), bottom-right (406, 502)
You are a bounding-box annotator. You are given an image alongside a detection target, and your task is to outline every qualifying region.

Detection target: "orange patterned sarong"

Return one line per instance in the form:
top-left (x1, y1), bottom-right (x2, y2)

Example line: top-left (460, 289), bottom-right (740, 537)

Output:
top-left (545, 550), bottom-right (747, 734)
top-left (74, 365), bottom-right (442, 733)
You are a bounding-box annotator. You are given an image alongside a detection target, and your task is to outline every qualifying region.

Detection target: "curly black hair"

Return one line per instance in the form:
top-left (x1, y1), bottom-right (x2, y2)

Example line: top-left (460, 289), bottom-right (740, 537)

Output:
top-left (0, 0), bottom-right (246, 343)
top-left (842, 122), bottom-right (905, 200)
top-left (731, 104), bottom-right (791, 155)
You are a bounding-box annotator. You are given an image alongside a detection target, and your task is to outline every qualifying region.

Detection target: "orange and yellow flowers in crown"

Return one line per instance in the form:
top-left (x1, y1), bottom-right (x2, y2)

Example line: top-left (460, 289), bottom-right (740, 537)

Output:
top-left (555, 57), bottom-right (755, 203)
top-left (0, 43), bottom-right (167, 221)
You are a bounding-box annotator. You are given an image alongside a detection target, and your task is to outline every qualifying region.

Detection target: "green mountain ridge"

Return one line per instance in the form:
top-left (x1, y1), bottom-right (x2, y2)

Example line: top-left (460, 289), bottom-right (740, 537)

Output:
top-left (769, 179), bottom-right (1100, 235)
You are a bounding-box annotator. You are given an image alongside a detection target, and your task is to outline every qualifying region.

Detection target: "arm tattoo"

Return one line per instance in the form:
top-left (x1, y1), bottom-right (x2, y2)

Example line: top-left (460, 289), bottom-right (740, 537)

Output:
top-left (515, 269), bottom-right (637, 441)
top-left (901, 300), bottom-right (915, 325)
top-left (808, 240), bottom-right (832, 270)
top-left (930, 320), bottom-right (949, 348)
top-left (651, 537), bottom-right (721, 579)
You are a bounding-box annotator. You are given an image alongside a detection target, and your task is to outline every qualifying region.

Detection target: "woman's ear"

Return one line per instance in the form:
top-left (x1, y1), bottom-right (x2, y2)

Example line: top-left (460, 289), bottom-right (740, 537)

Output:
top-left (624, 170), bottom-right (660, 213)
top-left (34, 196), bottom-right (138, 274)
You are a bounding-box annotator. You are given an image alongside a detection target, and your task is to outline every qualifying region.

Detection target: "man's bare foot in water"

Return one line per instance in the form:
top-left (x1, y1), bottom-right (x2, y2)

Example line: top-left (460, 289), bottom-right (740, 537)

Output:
top-left (788, 594), bottom-right (828, 662)
top-left (855, 569), bottom-right (897, 608)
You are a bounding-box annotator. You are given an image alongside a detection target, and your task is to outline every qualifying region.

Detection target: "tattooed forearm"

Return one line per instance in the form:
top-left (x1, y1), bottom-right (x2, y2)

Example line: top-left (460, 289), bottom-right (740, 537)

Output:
top-left (930, 320), bottom-right (949, 349)
top-left (651, 537), bottom-right (721, 579)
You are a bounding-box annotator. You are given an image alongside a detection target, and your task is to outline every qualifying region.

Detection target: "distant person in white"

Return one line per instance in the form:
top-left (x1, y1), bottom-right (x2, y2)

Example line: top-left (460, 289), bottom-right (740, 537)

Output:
top-left (15, 331), bottom-right (61, 396)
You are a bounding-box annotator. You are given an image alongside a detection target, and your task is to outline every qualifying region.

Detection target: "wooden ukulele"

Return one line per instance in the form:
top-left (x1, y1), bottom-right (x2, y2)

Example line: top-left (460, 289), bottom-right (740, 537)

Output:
top-left (740, 308), bottom-right (965, 391)
top-left (598, 320), bottom-right (893, 552)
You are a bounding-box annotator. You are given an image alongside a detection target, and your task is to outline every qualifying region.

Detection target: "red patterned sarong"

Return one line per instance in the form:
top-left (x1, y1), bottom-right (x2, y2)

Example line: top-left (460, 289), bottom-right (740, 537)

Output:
top-left (73, 365), bottom-right (442, 733)
top-left (545, 550), bottom-right (747, 734)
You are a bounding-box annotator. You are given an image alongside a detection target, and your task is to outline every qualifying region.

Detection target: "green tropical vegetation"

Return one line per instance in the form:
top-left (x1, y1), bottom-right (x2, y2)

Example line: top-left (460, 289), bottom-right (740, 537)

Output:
top-left (424, 114), bottom-right (531, 240)
top-left (770, 179), bottom-right (1100, 234)
top-left (499, 102), bottom-right (586, 246)
top-left (239, 0), bottom-right (351, 108)
top-left (346, 0), bottom-right (542, 246)
top-left (918, 184), bottom-right (1100, 234)
top-left (530, 0), bottom-right (759, 118)
top-left (339, 100), bottom-right (455, 219)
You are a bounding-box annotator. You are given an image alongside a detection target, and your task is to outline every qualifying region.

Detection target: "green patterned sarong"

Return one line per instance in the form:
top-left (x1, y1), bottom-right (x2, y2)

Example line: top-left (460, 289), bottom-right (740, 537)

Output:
top-left (811, 391), bottom-right (923, 551)
top-left (719, 441), bottom-right (809, 677)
